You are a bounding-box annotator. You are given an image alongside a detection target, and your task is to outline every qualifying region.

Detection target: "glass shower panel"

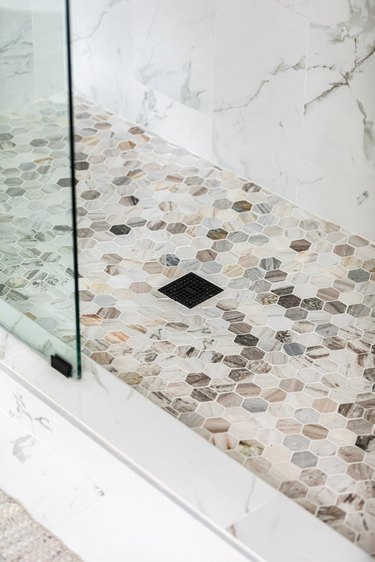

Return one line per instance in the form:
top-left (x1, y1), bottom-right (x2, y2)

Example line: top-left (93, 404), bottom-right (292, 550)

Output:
top-left (0, 0), bottom-right (81, 377)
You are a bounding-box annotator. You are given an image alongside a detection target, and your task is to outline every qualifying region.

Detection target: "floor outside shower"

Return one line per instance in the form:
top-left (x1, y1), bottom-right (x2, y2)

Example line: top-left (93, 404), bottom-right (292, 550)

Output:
top-left (1, 97), bottom-right (375, 555)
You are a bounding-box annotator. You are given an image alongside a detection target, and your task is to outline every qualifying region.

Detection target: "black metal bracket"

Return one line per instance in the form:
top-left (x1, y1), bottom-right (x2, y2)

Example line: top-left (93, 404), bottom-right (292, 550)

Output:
top-left (51, 354), bottom-right (73, 378)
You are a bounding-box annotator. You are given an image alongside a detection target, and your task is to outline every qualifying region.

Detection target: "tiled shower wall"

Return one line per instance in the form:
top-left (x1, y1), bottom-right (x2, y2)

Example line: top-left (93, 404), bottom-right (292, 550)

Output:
top-left (73, 0), bottom-right (373, 241)
top-left (0, 0), bottom-right (66, 113)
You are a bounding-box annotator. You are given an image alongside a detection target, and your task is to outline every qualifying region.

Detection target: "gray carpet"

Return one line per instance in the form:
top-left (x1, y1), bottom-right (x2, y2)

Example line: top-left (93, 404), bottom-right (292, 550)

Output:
top-left (0, 489), bottom-right (81, 562)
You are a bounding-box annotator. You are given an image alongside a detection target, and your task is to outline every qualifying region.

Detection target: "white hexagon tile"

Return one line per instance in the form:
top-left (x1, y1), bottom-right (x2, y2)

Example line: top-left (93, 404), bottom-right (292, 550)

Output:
top-left (1, 97), bottom-right (374, 556)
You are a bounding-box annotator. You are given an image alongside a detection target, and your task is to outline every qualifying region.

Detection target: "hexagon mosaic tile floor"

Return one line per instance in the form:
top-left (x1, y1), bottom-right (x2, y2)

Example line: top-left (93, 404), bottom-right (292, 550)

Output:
top-left (2, 97), bottom-right (375, 555)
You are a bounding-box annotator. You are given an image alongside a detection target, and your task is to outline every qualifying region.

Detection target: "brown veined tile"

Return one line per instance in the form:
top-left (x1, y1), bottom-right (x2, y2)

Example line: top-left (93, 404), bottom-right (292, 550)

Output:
top-left (265, 269), bottom-right (287, 282)
top-left (323, 301), bottom-right (347, 314)
top-left (261, 388), bottom-right (286, 402)
top-left (333, 244), bottom-right (354, 257)
top-left (295, 498), bottom-right (317, 516)
top-left (259, 257), bottom-right (281, 271)
top-left (345, 511), bottom-right (375, 534)
top-left (280, 480), bottom-right (308, 499)
top-left (185, 372), bottom-right (211, 387)
top-left (355, 434), bottom-right (375, 453)
top-left (363, 368), bottom-right (375, 383)
top-left (347, 304), bottom-right (370, 317)
top-left (316, 505), bottom-right (346, 525)
top-left (236, 382), bottom-right (261, 397)
top-left (171, 397), bottom-right (198, 413)
top-left (363, 258), bottom-right (375, 272)
top-left (80, 313), bottom-right (103, 326)
top-left (223, 355), bottom-right (248, 369)
top-left (245, 456), bottom-right (272, 476)
top-left (179, 412), bottom-right (205, 428)
top-left (217, 392), bottom-right (243, 407)
top-left (316, 287), bottom-right (340, 301)
top-left (90, 351), bottom-right (114, 365)
top-left (104, 331), bottom-right (129, 344)
top-left (302, 424), bottom-right (328, 440)
top-left (191, 387), bottom-right (218, 402)
top-left (338, 403), bottom-right (365, 419)
top-left (346, 418), bottom-right (373, 435)
top-left (347, 339), bottom-right (371, 355)
top-left (322, 336), bottom-right (346, 350)
top-left (347, 463), bottom-right (374, 481)
top-left (290, 239), bottom-right (311, 252)
top-left (196, 249), bottom-right (217, 262)
top-left (279, 378), bottom-right (304, 392)
top-left (97, 307), bottom-right (121, 319)
top-left (241, 346), bottom-right (265, 358)
top-left (337, 493), bottom-right (365, 513)
top-left (355, 480), bottom-right (375, 500)
top-left (348, 235), bottom-right (368, 248)
top-left (355, 530), bottom-right (375, 555)
top-left (356, 393), bottom-right (375, 409)
top-left (228, 368), bottom-right (253, 382)
top-left (332, 278), bottom-right (356, 292)
top-left (203, 417), bottom-right (231, 433)
top-left (315, 323), bottom-right (339, 337)
top-left (228, 322), bottom-right (253, 335)
top-left (117, 372), bottom-right (142, 386)
top-left (291, 319), bottom-right (315, 334)
top-left (312, 398), bottom-right (337, 413)
top-left (299, 468), bottom-right (327, 487)
top-left (307, 484), bottom-right (338, 506)
top-left (276, 418), bottom-right (302, 434)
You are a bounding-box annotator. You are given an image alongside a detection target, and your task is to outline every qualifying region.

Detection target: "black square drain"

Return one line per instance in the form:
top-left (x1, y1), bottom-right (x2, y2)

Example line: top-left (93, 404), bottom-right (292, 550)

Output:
top-left (159, 272), bottom-right (223, 308)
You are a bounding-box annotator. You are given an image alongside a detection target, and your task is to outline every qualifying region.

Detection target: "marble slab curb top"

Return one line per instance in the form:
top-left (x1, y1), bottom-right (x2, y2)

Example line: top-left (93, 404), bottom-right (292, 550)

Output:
top-left (0, 384), bottom-right (254, 562)
top-left (0, 327), bottom-right (370, 562)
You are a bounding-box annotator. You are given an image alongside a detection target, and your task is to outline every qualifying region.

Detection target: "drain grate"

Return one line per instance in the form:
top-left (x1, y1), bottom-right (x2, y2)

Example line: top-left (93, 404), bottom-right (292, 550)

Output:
top-left (158, 272), bottom-right (223, 308)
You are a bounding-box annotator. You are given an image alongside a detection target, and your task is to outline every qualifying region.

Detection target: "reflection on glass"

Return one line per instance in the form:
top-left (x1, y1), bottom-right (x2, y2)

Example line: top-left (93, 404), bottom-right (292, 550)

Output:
top-left (0, 0), bottom-right (81, 377)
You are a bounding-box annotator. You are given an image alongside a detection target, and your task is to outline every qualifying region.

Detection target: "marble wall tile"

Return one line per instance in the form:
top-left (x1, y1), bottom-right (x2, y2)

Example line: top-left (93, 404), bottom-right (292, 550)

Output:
top-left (134, 0), bottom-right (215, 115)
top-left (132, 82), bottom-right (213, 159)
top-left (300, 0), bottom-right (375, 211)
top-left (274, 0), bottom-right (310, 16)
top-left (296, 160), bottom-right (375, 242)
top-left (71, 0), bottom-right (375, 240)
top-left (0, 0), bottom-right (68, 113)
top-left (71, 0), bottom-right (214, 158)
top-left (71, 0), bottom-right (136, 115)
top-left (0, 1), bottom-right (34, 113)
top-left (31, 0), bottom-right (67, 100)
top-left (212, 0), bottom-right (308, 201)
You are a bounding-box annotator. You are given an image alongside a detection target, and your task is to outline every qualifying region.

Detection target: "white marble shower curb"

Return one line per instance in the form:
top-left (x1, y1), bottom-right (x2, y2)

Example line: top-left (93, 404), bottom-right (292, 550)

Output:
top-left (0, 326), bottom-right (370, 562)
